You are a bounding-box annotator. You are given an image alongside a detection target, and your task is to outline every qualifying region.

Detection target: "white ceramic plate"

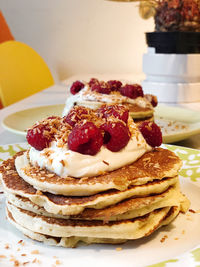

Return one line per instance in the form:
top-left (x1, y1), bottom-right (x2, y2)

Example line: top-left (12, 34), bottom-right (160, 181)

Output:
top-left (0, 143), bottom-right (200, 267)
top-left (2, 104), bottom-right (200, 144)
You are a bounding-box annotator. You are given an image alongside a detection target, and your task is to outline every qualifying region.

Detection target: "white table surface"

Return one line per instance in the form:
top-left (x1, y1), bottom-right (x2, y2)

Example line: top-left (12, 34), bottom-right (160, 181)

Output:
top-left (1, 74), bottom-right (200, 148)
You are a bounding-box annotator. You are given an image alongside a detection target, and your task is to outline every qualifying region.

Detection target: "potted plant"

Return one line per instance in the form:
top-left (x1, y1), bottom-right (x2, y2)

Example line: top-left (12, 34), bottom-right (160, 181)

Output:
top-left (108, 0), bottom-right (200, 53)
top-left (144, 0), bottom-right (200, 53)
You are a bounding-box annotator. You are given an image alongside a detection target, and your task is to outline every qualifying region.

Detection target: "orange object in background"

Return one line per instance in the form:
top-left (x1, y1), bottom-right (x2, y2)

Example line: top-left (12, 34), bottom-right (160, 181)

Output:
top-left (0, 10), bottom-right (14, 44)
top-left (0, 10), bottom-right (15, 108)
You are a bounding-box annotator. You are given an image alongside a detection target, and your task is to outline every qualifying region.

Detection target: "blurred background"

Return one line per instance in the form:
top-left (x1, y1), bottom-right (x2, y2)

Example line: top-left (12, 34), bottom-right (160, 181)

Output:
top-left (1, 0), bottom-right (154, 82)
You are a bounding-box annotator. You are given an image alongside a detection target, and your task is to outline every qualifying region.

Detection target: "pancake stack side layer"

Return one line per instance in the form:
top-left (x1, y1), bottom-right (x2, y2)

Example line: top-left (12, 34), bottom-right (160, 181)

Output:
top-left (0, 104), bottom-right (190, 248)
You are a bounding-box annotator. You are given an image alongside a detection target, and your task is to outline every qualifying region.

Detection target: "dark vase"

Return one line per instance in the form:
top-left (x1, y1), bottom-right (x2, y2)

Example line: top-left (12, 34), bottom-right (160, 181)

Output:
top-left (145, 31), bottom-right (200, 54)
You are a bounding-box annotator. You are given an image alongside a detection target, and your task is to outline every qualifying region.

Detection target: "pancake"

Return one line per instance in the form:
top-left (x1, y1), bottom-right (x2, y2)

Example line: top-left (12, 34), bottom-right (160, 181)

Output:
top-left (14, 148), bottom-right (182, 196)
top-left (6, 184), bottom-right (189, 221)
top-left (7, 206), bottom-right (180, 248)
top-left (0, 152), bottom-right (180, 215)
top-left (134, 115), bottom-right (154, 125)
top-left (125, 103), bottom-right (154, 119)
top-left (7, 209), bottom-right (126, 247)
top-left (72, 100), bottom-right (154, 120)
top-left (7, 203), bottom-right (180, 241)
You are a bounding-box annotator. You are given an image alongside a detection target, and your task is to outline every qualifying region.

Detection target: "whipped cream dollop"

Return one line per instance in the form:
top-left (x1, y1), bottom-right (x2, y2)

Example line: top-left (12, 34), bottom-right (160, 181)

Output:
top-left (63, 83), bottom-right (152, 116)
top-left (28, 119), bottom-right (152, 178)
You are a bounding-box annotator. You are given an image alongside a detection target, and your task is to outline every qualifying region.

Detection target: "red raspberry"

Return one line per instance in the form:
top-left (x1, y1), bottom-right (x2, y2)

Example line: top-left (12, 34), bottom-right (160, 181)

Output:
top-left (138, 122), bottom-right (162, 147)
top-left (120, 84), bottom-right (144, 99)
top-left (101, 121), bottom-right (130, 152)
top-left (88, 78), bottom-right (100, 87)
top-left (144, 94), bottom-right (158, 107)
top-left (26, 125), bottom-right (52, 151)
top-left (97, 105), bottom-right (129, 123)
top-left (70, 81), bottom-right (85, 95)
top-left (107, 80), bottom-right (122, 91)
top-left (68, 122), bottom-right (103, 155)
top-left (91, 82), bottom-right (111, 95)
top-left (63, 106), bottom-right (89, 127)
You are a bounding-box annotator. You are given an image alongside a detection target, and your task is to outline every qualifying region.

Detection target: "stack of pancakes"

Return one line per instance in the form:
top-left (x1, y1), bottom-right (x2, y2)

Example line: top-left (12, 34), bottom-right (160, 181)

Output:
top-left (63, 78), bottom-right (156, 124)
top-left (0, 147), bottom-right (189, 248)
top-left (73, 99), bottom-right (155, 124)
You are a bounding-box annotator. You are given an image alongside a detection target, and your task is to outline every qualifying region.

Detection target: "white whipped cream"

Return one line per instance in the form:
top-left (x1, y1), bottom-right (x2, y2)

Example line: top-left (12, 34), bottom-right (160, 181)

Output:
top-left (28, 120), bottom-right (152, 178)
top-left (63, 83), bottom-right (152, 116)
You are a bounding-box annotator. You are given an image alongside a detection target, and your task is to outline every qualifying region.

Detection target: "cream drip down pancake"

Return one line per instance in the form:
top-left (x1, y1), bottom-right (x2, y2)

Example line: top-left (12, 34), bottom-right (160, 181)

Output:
top-left (62, 78), bottom-right (158, 123)
top-left (0, 104), bottom-right (189, 247)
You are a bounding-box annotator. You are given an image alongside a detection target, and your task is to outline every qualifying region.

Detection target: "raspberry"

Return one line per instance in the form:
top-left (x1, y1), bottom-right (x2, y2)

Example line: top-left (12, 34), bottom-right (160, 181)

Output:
top-left (97, 104), bottom-right (129, 123)
top-left (120, 84), bottom-right (144, 99)
top-left (68, 122), bottom-right (103, 155)
top-left (144, 94), bottom-right (158, 107)
top-left (70, 80), bottom-right (85, 95)
top-left (138, 122), bottom-right (162, 147)
top-left (63, 106), bottom-right (89, 127)
top-left (88, 78), bottom-right (100, 87)
top-left (26, 124), bottom-right (52, 151)
top-left (100, 121), bottom-right (130, 152)
top-left (91, 81), bottom-right (111, 95)
top-left (107, 80), bottom-right (122, 91)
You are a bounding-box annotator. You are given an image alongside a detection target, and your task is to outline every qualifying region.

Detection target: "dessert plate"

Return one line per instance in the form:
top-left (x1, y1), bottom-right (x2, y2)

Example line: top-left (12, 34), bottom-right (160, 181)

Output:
top-left (2, 104), bottom-right (200, 144)
top-left (0, 143), bottom-right (200, 267)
